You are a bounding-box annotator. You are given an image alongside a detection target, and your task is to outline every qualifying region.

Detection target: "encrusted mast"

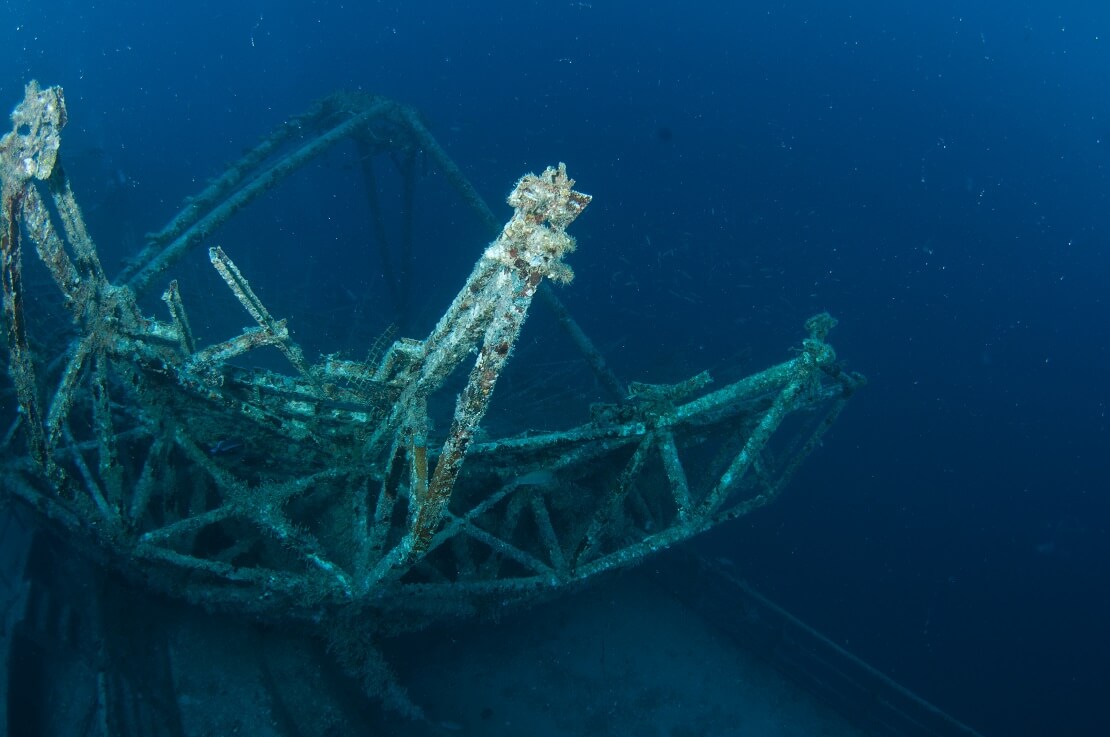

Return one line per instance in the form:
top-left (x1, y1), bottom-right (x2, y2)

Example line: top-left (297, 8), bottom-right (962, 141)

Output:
top-left (0, 82), bottom-right (862, 637)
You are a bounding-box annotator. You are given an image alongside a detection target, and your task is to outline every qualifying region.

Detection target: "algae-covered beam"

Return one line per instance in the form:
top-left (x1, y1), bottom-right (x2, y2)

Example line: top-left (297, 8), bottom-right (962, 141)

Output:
top-left (160, 280), bottom-right (196, 355)
top-left (143, 96), bottom-right (338, 248)
top-left (208, 246), bottom-right (316, 385)
top-left (536, 285), bottom-right (627, 401)
top-left (1, 193), bottom-right (46, 468)
top-left (123, 100), bottom-right (392, 296)
top-left (408, 165), bottom-right (588, 558)
top-left (362, 163), bottom-right (590, 466)
top-left (395, 104), bottom-right (501, 236)
top-left (366, 164), bottom-right (591, 576)
top-left (395, 103), bottom-right (626, 402)
top-left (0, 82), bottom-right (69, 470)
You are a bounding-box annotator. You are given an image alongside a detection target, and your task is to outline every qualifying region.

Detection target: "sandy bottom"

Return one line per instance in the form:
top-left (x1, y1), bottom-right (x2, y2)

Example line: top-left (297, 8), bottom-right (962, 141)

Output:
top-left (387, 566), bottom-right (864, 737)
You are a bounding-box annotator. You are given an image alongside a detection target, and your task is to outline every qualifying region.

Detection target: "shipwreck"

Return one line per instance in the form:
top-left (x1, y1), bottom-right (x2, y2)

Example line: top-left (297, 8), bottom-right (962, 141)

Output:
top-left (0, 81), bottom-right (863, 728)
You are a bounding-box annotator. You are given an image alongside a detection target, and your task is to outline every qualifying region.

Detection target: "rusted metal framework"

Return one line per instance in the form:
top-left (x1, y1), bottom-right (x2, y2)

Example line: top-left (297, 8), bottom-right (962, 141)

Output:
top-left (0, 81), bottom-right (861, 668)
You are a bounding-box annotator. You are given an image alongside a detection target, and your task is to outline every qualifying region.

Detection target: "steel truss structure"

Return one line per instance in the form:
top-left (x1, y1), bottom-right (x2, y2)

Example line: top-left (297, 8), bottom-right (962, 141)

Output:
top-left (0, 81), bottom-right (863, 705)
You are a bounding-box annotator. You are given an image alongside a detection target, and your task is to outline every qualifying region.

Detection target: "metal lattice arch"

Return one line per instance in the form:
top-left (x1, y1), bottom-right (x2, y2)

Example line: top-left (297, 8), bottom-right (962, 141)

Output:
top-left (0, 82), bottom-right (862, 670)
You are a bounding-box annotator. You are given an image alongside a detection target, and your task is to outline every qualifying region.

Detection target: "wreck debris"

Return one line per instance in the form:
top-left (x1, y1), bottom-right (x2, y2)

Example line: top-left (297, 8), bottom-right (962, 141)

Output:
top-left (0, 79), bottom-right (862, 689)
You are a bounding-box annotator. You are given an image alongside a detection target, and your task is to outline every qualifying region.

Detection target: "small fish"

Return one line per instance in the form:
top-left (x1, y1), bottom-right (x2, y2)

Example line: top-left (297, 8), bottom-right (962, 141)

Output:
top-left (513, 469), bottom-right (556, 487)
top-left (208, 438), bottom-right (244, 456)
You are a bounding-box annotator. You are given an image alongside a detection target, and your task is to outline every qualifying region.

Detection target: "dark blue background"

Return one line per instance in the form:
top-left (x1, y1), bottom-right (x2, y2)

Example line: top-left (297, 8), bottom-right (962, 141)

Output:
top-left (3, 2), bottom-right (1108, 735)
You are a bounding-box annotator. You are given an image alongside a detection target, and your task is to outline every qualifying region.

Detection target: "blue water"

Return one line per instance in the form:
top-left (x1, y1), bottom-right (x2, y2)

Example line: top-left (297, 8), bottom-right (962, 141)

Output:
top-left (3, 2), bottom-right (1108, 735)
